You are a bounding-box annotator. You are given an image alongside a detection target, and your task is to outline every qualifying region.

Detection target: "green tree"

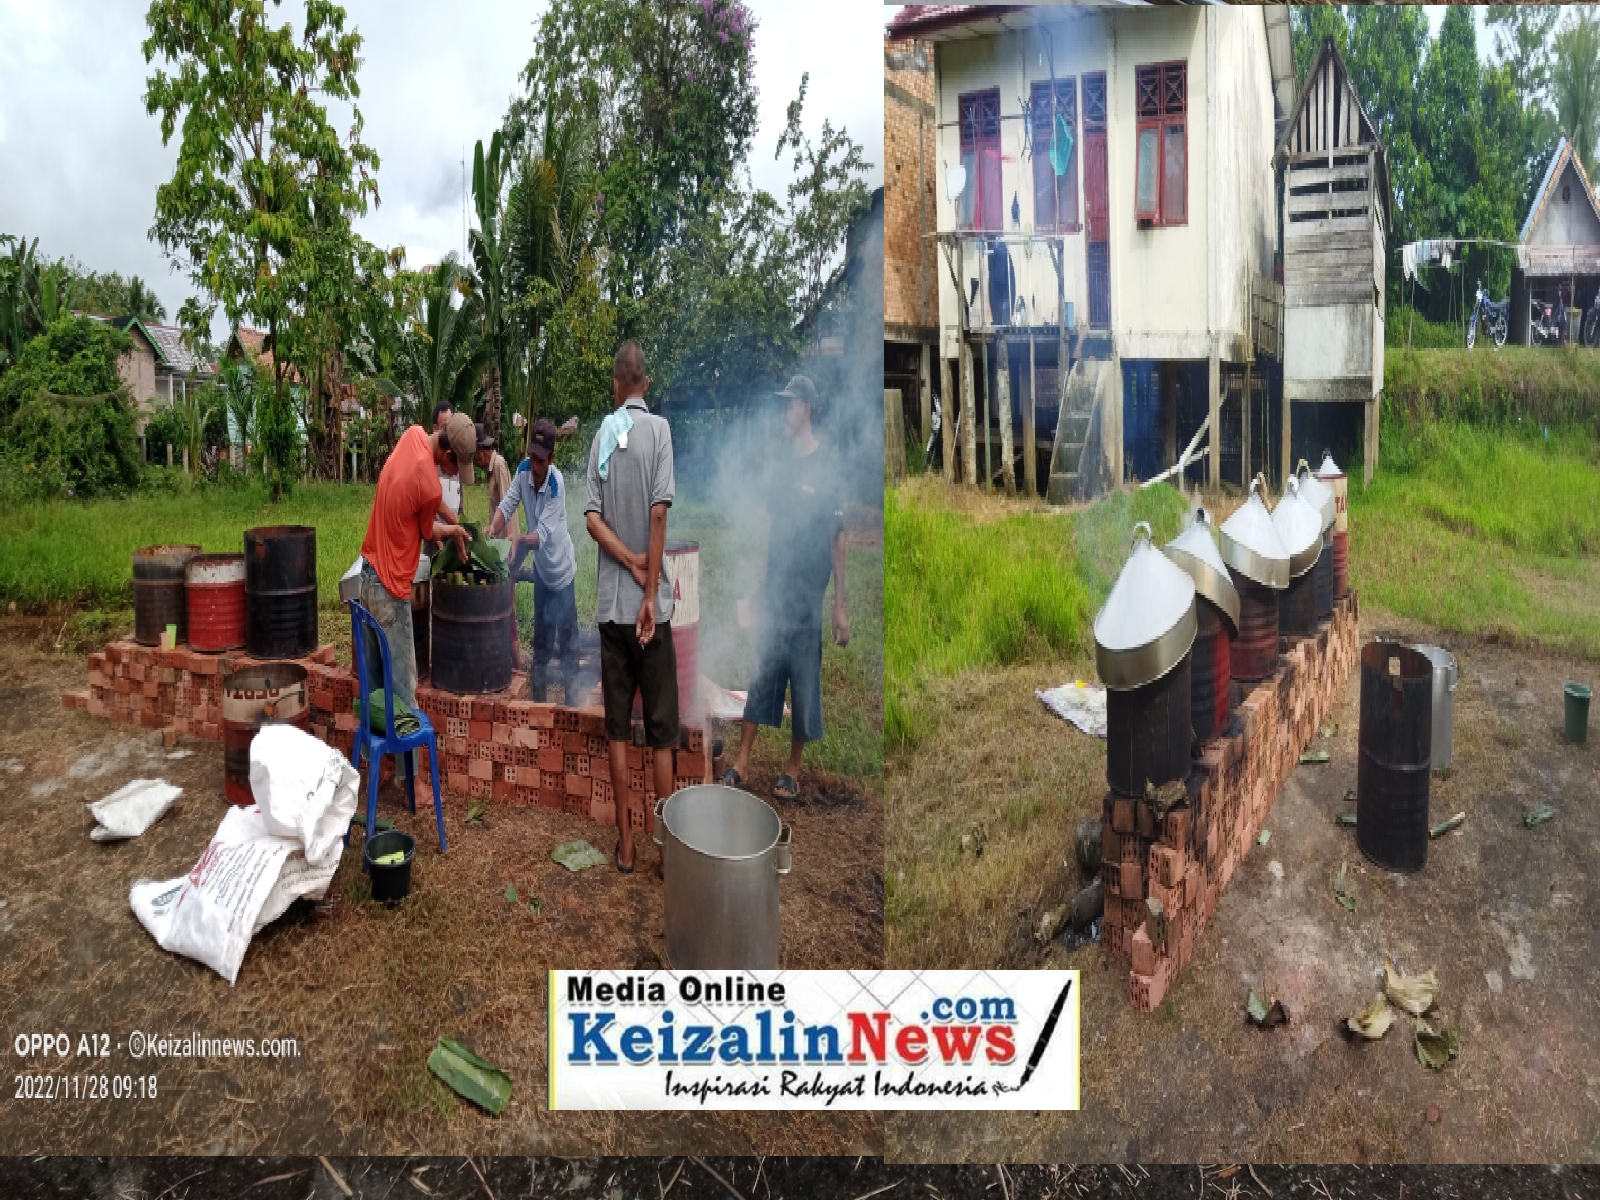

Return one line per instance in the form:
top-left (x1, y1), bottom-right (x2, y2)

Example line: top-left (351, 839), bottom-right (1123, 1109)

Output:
top-left (400, 257), bottom-right (490, 421)
top-left (1291, 6), bottom-right (1348, 84)
top-left (142, 0), bottom-right (379, 500)
top-left (0, 316), bottom-right (141, 497)
top-left (1487, 5), bottom-right (1560, 220)
top-left (1552, 9), bottom-right (1600, 176)
top-left (471, 132), bottom-right (513, 444)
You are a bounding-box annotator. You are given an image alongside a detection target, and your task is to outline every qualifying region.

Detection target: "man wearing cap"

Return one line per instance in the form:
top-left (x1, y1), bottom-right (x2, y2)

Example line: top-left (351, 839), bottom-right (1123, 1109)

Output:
top-left (722, 374), bottom-right (849, 801)
top-left (490, 418), bottom-right (580, 704)
top-left (473, 423), bottom-right (512, 520)
top-left (585, 341), bottom-right (678, 873)
top-left (357, 412), bottom-right (477, 711)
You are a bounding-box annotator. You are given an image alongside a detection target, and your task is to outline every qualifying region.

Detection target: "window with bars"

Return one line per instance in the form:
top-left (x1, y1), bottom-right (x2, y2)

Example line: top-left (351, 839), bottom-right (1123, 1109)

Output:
top-left (1134, 61), bottom-right (1187, 227)
top-left (1030, 79), bottom-right (1079, 233)
top-left (958, 88), bottom-right (1003, 231)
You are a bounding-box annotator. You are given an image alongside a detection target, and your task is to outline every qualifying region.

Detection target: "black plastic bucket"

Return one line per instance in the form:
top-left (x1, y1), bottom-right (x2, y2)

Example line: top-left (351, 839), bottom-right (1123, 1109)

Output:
top-left (1106, 650), bottom-right (1193, 798)
top-left (1356, 642), bottom-right (1433, 873)
top-left (364, 828), bottom-right (416, 906)
top-left (244, 525), bottom-right (318, 660)
top-left (431, 577), bottom-right (515, 694)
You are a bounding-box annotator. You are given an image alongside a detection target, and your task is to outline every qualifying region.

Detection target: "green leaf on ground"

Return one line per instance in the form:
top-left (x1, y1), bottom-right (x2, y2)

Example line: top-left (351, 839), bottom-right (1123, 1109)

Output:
top-left (1342, 788), bottom-right (1358, 803)
top-left (1299, 750), bottom-right (1331, 765)
top-left (504, 886), bottom-right (518, 904)
top-left (1336, 813), bottom-right (1358, 827)
top-left (1524, 804), bottom-right (1555, 828)
top-left (466, 801), bottom-right (487, 826)
top-left (1430, 812), bottom-right (1465, 839)
top-left (1415, 1022), bottom-right (1461, 1069)
top-left (1257, 829), bottom-right (1271, 847)
top-left (552, 839), bottom-right (609, 872)
top-left (426, 1037), bottom-right (512, 1115)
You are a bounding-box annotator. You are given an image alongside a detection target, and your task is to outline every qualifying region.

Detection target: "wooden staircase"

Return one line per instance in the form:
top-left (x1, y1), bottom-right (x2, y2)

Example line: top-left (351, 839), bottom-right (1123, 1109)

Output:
top-left (1046, 360), bottom-right (1104, 504)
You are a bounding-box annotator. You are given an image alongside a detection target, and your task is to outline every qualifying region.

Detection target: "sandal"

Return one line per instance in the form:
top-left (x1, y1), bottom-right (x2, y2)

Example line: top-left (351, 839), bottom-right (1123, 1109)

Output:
top-left (614, 844), bottom-right (635, 874)
top-left (773, 774), bottom-right (799, 801)
top-left (721, 767), bottom-right (744, 787)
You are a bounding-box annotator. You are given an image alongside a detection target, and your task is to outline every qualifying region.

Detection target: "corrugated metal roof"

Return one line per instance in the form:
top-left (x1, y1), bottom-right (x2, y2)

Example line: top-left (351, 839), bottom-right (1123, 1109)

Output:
top-left (143, 323), bottom-right (213, 375)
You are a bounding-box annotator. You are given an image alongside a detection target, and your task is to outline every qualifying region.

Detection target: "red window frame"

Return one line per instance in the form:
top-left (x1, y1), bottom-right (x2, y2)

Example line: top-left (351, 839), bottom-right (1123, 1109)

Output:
top-left (1030, 79), bottom-right (1080, 233)
top-left (1134, 61), bottom-right (1187, 227)
top-left (958, 88), bottom-right (1003, 231)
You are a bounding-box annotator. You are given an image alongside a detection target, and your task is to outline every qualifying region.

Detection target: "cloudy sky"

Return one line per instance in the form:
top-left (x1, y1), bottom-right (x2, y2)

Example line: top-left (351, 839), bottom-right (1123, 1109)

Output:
top-left (0, 0), bottom-right (882, 335)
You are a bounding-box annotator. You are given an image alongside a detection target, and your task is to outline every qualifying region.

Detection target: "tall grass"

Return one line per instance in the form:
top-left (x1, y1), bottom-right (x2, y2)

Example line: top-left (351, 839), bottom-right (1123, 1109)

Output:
top-left (884, 481), bottom-right (1189, 749)
top-left (1383, 346), bottom-right (1600, 431)
top-left (1351, 418), bottom-right (1600, 658)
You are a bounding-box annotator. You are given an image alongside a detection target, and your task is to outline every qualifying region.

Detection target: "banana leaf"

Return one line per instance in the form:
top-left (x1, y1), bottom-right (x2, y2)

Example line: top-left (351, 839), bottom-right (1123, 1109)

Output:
top-left (427, 1037), bottom-right (512, 1116)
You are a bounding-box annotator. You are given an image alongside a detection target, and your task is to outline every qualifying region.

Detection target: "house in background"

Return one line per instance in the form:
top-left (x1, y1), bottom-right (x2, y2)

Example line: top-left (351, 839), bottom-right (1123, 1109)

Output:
top-left (1511, 137), bottom-right (1600, 346)
top-left (885, 3), bottom-right (1294, 500)
top-left (1275, 35), bottom-right (1392, 485)
top-left (83, 314), bottom-right (214, 431)
top-left (884, 32), bottom-right (940, 457)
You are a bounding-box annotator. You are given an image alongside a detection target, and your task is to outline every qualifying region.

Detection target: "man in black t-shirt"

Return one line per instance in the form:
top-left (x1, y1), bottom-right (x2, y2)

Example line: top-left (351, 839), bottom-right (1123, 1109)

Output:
top-left (722, 375), bottom-right (850, 801)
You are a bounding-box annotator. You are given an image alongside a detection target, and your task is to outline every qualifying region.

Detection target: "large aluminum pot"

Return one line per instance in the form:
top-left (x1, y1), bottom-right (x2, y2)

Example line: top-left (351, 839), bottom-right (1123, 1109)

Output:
top-left (653, 784), bottom-right (793, 969)
top-left (1412, 644), bottom-right (1458, 773)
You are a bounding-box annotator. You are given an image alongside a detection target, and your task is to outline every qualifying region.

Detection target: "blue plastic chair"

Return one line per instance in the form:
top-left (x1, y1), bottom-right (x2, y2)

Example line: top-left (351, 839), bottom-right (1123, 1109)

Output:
top-left (347, 599), bottom-right (447, 858)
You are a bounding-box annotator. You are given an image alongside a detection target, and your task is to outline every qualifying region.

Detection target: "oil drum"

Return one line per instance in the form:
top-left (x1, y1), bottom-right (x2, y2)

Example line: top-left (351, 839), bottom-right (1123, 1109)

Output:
top-left (1280, 567), bottom-right (1318, 636)
top-left (244, 526), bottom-right (318, 660)
top-left (1190, 601), bottom-right (1233, 744)
top-left (1106, 651), bottom-right (1193, 798)
top-left (221, 663), bottom-right (310, 806)
top-left (1313, 535), bottom-right (1334, 621)
top-left (1356, 642), bottom-right (1433, 873)
top-left (411, 580), bottom-right (431, 680)
top-left (1332, 530), bottom-right (1349, 600)
top-left (185, 553), bottom-right (246, 652)
top-left (1233, 578), bottom-right (1280, 682)
top-left (431, 577), bottom-right (515, 694)
top-left (133, 545), bottom-right (201, 646)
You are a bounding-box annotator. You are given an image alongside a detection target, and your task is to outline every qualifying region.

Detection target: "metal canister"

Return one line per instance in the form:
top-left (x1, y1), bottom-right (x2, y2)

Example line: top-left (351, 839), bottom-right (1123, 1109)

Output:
top-left (1163, 509), bottom-right (1240, 745)
top-left (1356, 643), bottom-right (1433, 873)
top-left (652, 784), bottom-right (792, 969)
top-left (221, 663), bottom-right (309, 806)
top-left (185, 554), bottom-right (247, 652)
top-left (1316, 451), bottom-right (1349, 599)
top-left (1272, 477), bottom-right (1323, 638)
top-left (244, 525), bottom-right (318, 660)
top-left (1412, 644), bottom-right (1458, 773)
top-left (431, 577), bottom-right (515, 694)
top-left (1220, 477), bottom-right (1290, 682)
top-left (133, 545), bottom-right (202, 646)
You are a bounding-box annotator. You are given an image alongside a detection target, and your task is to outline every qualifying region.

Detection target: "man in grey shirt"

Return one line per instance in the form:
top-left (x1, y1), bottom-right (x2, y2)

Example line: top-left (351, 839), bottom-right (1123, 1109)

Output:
top-left (585, 341), bottom-right (678, 873)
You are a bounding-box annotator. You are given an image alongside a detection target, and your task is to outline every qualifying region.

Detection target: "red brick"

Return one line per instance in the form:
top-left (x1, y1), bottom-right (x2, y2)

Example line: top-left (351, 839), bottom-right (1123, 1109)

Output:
top-left (492, 779), bottom-right (513, 802)
top-left (1130, 926), bottom-right (1157, 976)
top-left (468, 758), bottom-right (493, 781)
top-left (491, 722), bottom-right (511, 744)
top-left (1111, 799), bottom-right (1136, 834)
top-left (467, 719), bottom-right (491, 741)
top-left (1130, 963), bottom-right (1170, 1014)
top-left (590, 793), bottom-right (616, 826)
top-left (1117, 861), bottom-right (1144, 899)
top-left (565, 774), bottom-right (591, 799)
top-left (538, 747), bottom-right (564, 773)
top-left (542, 770), bottom-right (563, 793)
top-left (536, 787), bottom-right (563, 810)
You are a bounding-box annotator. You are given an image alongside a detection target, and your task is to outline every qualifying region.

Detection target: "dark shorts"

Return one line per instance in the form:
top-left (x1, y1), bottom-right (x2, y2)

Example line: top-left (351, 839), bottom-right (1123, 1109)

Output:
top-left (599, 621), bottom-right (679, 749)
top-left (742, 623), bottom-right (824, 744)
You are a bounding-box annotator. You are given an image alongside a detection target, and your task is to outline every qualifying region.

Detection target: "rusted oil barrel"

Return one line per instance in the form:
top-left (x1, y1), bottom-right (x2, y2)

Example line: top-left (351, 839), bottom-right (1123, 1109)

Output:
top-left (411, 579), bottom-right (431, 680)
top-left (1106, 651), bottom-right (1193, 798)
top-left (1190, 601), bottom-right (1233, 744)
top-left (1313, 535), bottom-right (1334, 621)
top-left (1332, 532), bottom-right (1349, 600)
top-left (1356, 642), bottom-right (1433, 873)
top-left (1233, 579), bottom-right (1280, 682)
top-left (1280, 567), bottom-right (1318, 636)
top-left (221, 663), bottom-right (309, 807)
top-left (1316, 452), bottom-right (1349, 599)
top-left (133, 545), bottom-right (201, 646)
top-left (431, 577), bottom-right (515, 694)
top-left (244, 526), bottom-right (318, 660)
top-left (185, 554), bottom-right (246, 652)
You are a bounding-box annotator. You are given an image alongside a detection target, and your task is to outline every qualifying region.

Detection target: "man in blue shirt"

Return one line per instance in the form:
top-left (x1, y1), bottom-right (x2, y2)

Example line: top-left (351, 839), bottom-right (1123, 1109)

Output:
top-left (489, 418), bottom-right (581, 705)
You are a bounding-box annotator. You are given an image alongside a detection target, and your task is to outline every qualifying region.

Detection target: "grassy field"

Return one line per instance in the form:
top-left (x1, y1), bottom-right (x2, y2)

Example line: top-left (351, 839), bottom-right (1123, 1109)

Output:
top-left (1349, 418), bottom-right (1600, 658)
top-left (884, 476), bottom-right (1186, 750)
top-left (1383, 344), bottom-right (1600, 428)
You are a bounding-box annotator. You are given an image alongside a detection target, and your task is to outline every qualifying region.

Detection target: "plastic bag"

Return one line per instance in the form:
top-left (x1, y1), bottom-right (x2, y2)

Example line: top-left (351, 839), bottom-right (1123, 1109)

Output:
top-left (87, 779), bottom-right (181, 841)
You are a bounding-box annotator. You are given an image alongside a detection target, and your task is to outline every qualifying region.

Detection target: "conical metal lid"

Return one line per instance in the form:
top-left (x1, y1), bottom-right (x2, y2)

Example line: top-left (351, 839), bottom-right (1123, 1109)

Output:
top-left (1163, 507), bottom-right (1239, 637)
top-left (1093, 521), bottom-right (1197, 691)
top-left (1295, 459), bottom-right (1336, 532)
top-left (1220, 475), bottom-right (1290, 590)
top-left (1272, 476), bottom-right (1324, 577)
top-left (1315, 449), bottom-right (1344, 481)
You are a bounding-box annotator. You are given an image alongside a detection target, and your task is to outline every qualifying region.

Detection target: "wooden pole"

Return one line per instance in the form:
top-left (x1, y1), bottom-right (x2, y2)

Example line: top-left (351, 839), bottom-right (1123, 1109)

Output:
top-left (981, 337), bottom-right (992, 491)
top-left (961, 340), bottom-right (978, 487)
top-left (1207, 347), bottom-right (1221, 488)
top-left (1024, 335), bottom-right (1038, 497)
top-left (1242, 360), bottom-right (1252, 486)
top-left (1364, 395), bottom-right (1378, 485)
top-left (940, 355), bottom-right (956, 482)
top-left (1280, 390), bottom-right (1292, 490)
top-left (885, 388), bottom-right (907, 484)
top-left (997, 334), bottom-right (1016, 494)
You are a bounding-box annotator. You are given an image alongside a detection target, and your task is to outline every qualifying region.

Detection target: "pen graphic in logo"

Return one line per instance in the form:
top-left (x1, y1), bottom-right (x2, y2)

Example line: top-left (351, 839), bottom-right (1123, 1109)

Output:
top-left (992, 979), bottom-right (1072, 1094)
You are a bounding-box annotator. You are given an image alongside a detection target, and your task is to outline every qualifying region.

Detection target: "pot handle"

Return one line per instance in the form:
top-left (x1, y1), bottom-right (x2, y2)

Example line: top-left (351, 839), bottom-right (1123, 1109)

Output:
top-left (774, 823), bottom-right (793, 875)
top-left (1130, 521), bottom-right (1152, 550)
top-left (651, 796), bottom-right (666, 847)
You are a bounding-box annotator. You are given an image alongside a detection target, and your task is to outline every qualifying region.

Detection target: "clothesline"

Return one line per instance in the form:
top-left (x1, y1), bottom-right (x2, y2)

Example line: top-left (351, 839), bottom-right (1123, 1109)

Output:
top-left (1400, 237), bottom-right (1526, 282)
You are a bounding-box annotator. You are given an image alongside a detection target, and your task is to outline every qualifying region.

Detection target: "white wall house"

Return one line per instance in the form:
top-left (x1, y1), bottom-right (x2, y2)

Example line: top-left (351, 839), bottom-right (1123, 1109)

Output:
top-left (887, 3), bottom-right (1294, 498)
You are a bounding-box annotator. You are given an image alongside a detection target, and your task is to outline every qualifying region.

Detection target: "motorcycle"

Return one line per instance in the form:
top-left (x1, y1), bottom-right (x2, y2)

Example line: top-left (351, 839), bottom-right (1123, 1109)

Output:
top-left (1582, 290), bottom-right (1600, 347)
top-left (1465, 279), bottom-right (1509, 350)
top-left (1530, 286), bottom-right (1570, 347)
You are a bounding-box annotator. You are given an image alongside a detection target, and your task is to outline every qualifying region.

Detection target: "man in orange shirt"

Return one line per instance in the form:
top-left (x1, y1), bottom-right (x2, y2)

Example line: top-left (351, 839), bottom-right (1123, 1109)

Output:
top-left (356, 412), bottom-right (477, 709)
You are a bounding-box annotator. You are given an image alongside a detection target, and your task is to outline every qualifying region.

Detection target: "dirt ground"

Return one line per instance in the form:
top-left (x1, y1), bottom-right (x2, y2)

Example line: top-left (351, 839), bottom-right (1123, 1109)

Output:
top-left (0, 620), bottom-right (882, 1155)
top-left (887, 605), bottom-right (1600, 1163)
top-left (2, 1158), bottom-right (1597, 1200)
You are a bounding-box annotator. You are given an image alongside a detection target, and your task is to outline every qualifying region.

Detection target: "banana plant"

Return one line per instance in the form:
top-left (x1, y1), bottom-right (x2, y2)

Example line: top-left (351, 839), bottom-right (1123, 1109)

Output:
top-left (471, 131), bottom-right (510, 439)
